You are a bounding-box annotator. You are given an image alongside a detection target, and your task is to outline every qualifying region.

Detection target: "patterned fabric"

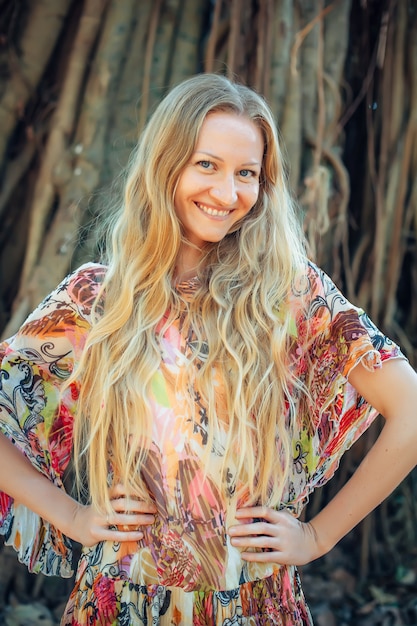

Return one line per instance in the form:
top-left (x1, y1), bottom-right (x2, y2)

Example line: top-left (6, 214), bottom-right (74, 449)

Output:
top-left (0, 262), bottom-right (404, 625)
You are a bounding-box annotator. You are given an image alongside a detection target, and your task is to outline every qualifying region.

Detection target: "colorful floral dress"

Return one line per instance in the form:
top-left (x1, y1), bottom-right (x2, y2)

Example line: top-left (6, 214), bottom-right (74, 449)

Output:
top-left (0, 262), bottom-right (404, 625)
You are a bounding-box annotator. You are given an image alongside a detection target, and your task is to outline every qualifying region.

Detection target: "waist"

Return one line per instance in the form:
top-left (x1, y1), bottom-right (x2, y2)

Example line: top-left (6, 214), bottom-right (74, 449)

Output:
top-left (81, 521), bottom-right (280, 592)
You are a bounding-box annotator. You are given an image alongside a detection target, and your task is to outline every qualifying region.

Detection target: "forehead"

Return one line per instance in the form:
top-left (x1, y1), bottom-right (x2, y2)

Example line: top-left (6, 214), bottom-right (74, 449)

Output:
top-left (195, 111), bottom-right (264, 156)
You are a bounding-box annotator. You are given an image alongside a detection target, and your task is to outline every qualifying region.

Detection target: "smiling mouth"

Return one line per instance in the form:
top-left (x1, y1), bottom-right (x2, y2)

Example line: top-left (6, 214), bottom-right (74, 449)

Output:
top-left (195, 202), bottom-right (232, 217)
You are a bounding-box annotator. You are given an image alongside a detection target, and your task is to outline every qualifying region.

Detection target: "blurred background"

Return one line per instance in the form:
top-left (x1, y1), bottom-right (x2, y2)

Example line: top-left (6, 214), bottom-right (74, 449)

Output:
top-left (0, 0), bottom-right (416, 624)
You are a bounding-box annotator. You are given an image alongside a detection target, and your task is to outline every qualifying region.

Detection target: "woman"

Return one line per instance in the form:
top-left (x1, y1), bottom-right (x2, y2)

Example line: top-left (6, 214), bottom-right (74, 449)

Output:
top-left (0, 73), bottom-right (416, 625)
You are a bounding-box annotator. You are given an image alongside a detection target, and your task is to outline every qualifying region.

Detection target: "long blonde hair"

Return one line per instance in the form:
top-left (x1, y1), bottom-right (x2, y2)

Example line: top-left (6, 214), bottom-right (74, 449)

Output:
top-left (72, 73), bottom-right (307, 512)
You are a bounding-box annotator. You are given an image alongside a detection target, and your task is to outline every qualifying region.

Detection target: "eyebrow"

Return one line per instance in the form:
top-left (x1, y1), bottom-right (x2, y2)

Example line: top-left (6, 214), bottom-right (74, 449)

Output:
top-left (194, 150), bottom-right (262, 167)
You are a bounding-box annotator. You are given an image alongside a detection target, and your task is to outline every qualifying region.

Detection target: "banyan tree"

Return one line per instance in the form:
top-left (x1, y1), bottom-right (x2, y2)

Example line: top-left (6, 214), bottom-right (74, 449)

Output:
top-left (0, 0), bottom-right (416, 622)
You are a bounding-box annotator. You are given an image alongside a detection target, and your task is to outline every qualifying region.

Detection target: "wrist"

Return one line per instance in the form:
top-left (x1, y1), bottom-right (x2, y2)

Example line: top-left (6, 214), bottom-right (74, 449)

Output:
top-left (18, 471), bottom-right (82, 540)
top-left (307, 518), bottom-right (337, 559)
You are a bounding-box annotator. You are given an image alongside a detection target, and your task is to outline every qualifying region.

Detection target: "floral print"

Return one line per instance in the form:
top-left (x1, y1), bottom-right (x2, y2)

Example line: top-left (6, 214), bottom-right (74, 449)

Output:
top-left (0, 262), bottom-right (403, 624)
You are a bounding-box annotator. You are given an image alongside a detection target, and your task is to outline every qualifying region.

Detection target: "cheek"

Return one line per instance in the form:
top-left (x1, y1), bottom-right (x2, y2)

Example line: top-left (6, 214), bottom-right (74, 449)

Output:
top-left (181, 168), bottom-right (204, 187)
top-left (246, 184), bottom-right (260, 208)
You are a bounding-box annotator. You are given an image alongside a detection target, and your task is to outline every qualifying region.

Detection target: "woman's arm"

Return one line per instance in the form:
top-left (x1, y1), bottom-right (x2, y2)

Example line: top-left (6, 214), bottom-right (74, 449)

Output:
top-left (308, 356), bottom-right (417, 555)
top-left (229, 358), bottom-right (417, 564)
top-left (0, 431), bottom-right (156, 547)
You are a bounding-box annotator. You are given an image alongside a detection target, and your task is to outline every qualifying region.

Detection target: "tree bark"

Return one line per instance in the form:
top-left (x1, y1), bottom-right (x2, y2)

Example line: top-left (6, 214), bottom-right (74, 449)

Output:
top-left (0, 0), bottom-right (72, 163)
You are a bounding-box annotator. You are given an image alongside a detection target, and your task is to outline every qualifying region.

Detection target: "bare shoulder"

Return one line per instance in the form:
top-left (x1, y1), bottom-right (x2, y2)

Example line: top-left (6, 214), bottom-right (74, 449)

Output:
top-left (348, 357), bottom-right (417, 419)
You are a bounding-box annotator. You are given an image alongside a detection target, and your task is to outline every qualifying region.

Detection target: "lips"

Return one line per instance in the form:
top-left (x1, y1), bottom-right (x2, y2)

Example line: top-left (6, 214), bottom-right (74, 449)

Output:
top-left (195, 202), bottom-right (232, 217)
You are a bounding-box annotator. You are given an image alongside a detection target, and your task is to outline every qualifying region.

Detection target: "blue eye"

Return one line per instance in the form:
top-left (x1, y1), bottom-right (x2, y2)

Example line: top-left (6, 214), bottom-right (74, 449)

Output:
top-left (239, 169), bottom-right (256, 178)
top-left (198, 160), bottom-right (213, 169)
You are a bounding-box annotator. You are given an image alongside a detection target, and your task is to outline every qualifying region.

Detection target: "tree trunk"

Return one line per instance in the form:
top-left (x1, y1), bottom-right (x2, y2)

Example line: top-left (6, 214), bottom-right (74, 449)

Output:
top-left (0, 0), bottom-right (416, 620)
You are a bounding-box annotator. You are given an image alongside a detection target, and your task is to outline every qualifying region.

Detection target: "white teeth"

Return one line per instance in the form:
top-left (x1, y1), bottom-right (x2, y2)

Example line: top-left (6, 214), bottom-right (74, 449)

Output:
top-left (196, 202), bottom-right (231, 217)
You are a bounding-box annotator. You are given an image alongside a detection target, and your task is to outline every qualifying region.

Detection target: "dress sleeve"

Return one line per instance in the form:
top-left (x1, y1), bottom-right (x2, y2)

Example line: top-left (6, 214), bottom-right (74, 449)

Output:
top-left (0, 263), bottom-right (105, 577)
top-left (290, 262), bottom-right (405, 502)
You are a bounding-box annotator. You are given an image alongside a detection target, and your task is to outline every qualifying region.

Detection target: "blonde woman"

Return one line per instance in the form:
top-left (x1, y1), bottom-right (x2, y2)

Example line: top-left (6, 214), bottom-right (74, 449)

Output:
top-left (0, 73), bottom-right (416, 625)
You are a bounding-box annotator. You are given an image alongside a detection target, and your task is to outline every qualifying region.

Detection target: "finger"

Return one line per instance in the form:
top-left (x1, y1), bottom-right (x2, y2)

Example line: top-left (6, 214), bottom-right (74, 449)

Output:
top-left (106, 512), bottom-right (155, 527)
top-left (230, 534), bottom-right (278, 550)
top-left (229, 521), bottom-right (277, 538)
top-left (235, 506), bottom-right (280, 522)
top-left (240, 549), bottom-right (283, 563)
top-left (98, 527), bottom-right (145, 543)
top-left (109, 483), bottom-right (133, 498)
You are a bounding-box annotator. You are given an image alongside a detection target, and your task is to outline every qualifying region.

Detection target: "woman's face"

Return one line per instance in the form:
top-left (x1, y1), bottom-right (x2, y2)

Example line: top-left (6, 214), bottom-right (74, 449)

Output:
top-left (174, 111), bottom-right (264, 250)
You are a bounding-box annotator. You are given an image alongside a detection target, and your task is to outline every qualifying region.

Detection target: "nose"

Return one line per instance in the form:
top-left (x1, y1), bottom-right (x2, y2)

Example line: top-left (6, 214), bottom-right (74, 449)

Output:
top-left (209, 174), bottom-right (238, 206)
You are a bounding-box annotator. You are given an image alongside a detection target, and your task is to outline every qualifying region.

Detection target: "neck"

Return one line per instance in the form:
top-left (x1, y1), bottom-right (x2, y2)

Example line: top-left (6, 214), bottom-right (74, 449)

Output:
top-left (174, 244), bottom-right (203, 282)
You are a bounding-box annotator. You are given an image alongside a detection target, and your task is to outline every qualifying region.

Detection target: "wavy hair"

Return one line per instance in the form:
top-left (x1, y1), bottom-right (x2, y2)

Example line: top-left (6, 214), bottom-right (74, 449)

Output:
top-left (71, 73), bottom-right (308, 512)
